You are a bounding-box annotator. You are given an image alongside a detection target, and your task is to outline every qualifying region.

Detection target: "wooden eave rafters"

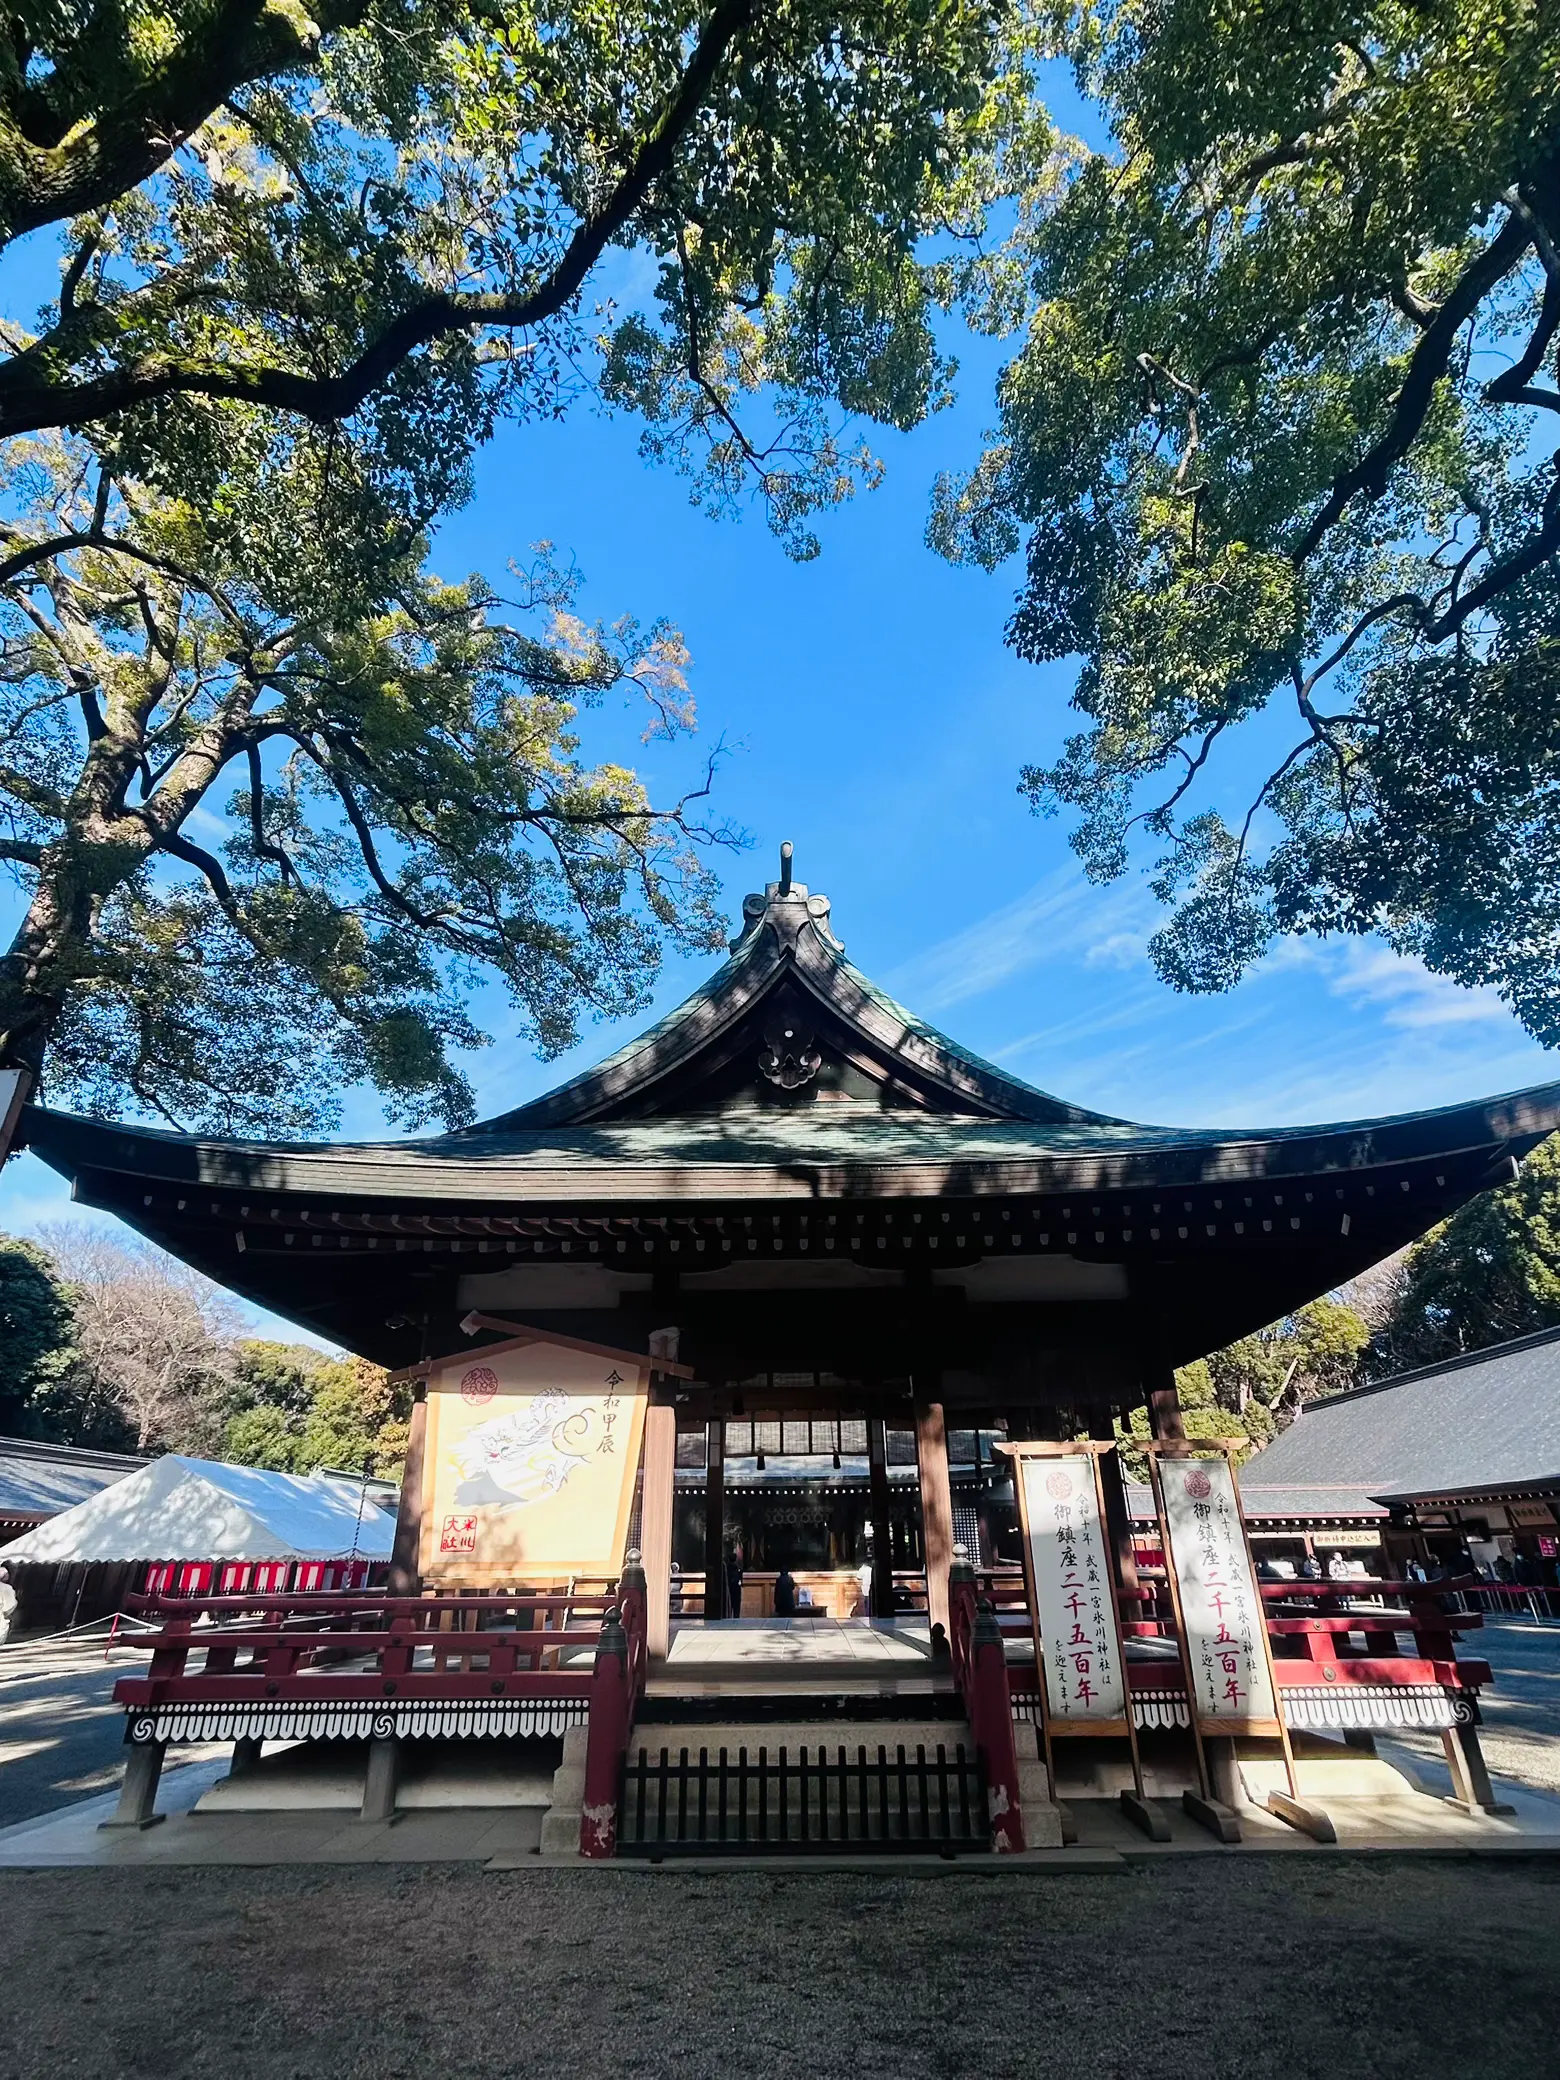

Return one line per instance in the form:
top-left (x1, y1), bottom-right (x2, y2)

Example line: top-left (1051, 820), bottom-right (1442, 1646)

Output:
top-left (88, 1139), bottom-right (1505, 1269)
top-left (31, 1081), bottom-right (1559, 1211)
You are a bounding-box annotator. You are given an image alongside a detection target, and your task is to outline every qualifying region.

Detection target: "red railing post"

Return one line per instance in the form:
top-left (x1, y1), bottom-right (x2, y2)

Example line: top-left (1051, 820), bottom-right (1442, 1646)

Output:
top-left (579, 1604), bottom-right (631, 1859)
top-left (969, 1597), bottom-right (1025, 1852)
top-left (952, 1550), bottom-right (1024, 1854)
top-left (618, 1549), bottom-right (648, 1703)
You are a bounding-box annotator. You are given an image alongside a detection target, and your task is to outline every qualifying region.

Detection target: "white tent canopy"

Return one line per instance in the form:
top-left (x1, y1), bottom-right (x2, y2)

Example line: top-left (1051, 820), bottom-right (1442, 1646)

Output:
top-left (0, 1454), bottom-right (394, 1565)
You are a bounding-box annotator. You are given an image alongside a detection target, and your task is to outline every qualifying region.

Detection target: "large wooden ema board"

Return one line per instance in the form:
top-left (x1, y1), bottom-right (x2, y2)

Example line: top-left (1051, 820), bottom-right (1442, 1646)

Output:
top-left (418, 1336), bottom-right (649, 1586)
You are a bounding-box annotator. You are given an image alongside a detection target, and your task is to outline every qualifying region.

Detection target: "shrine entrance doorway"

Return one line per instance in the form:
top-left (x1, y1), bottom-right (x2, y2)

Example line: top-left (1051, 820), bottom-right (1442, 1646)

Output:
top-left (670, 1385), bottom-right (926, 1620)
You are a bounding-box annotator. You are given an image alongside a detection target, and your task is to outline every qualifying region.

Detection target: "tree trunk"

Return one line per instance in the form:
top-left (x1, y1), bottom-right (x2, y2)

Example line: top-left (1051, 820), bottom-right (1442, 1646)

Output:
top-left (0, 827), bottom-right (146, 1083)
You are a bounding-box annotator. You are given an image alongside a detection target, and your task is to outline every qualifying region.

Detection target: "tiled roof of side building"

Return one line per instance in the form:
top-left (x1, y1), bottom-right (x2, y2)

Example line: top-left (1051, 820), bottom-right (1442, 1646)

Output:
top-left (1125, 1479), bottom-right (1387, 1523)
top-left (1234, 1324), bottom-right (1560, 1506)
top-left (0, 1436), bottom-right (147, 1522)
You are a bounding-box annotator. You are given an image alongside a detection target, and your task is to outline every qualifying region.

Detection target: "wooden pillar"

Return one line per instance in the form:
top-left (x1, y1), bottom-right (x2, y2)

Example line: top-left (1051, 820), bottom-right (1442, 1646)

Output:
top-left (103, 1739), bottom-right (165, 1830)
top-left (361, 1735), bottom-right (400, 1822)
top-left (386, 1388), bottom-right (427, 1596)
top-left (1145, 1363), bottom-right (1186, 1445)
top-left (1443, 1719), bottom-right (1510, 1814)
top-left (642, 1327), bottom-right (680, 1659)
top-left (915, 1394), bottom-right (955, 1637)
top-left (703, 1416), bottom-right (725, 1620)
top-left (867, 1416), bottom-right (894, 1617)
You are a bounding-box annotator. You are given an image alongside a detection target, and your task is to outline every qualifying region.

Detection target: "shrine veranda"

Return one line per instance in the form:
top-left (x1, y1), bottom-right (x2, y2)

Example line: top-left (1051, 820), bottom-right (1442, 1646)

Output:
top-left (25, 851), bottom-right (1560, 1852)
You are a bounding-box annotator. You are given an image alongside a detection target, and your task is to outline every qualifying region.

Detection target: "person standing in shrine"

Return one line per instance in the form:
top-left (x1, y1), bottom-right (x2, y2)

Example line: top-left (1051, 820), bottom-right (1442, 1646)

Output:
top-left (724, 1540), bottom-right (744, 1620)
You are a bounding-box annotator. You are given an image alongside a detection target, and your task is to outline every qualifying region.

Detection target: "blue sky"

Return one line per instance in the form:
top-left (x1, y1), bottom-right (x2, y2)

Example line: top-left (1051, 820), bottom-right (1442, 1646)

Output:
top-left (2, 177), bottom-right (1555, 1343)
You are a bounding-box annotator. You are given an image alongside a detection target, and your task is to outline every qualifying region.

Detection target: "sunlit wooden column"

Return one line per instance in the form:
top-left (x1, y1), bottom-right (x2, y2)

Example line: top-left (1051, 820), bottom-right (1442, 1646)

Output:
top-left (386, 1388), bottom-right (427, 1596)
top-left (914, 1394), bottom-right (955, 1637)
top-left (642, 1327), bottom-right (680, 1659)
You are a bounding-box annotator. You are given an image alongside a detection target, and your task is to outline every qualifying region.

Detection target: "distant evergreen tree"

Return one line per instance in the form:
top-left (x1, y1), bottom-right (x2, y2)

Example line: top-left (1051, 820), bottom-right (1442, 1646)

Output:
top-left (0, 1234), bottom-right (77, 1436)
top-left (1376, 1135), bottom-right (1560, 1372)
top-left (222, 1340), bottom-right (409, 1478)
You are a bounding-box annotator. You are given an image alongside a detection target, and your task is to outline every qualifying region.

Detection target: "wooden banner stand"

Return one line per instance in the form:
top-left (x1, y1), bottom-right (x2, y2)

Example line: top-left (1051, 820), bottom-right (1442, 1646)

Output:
top-left (1003, 1441), bottom-right (1171, 1843)
top-left (1144, 1440), bottom-right (1335, 1844)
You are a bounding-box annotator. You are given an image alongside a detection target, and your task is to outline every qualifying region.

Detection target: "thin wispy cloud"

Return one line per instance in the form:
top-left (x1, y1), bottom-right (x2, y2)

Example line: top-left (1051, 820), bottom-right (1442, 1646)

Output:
top-left (1326, 943), bottom-right (1516, 1031)
top-left (948, 897), bottom-right (1557, 1131)
top-left (883, 865), bottom-right (1153, 1014)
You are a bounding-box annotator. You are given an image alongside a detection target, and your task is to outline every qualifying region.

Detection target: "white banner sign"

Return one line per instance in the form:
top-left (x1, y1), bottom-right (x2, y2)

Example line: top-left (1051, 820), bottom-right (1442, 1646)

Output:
top-left (1160, 1458), bottom-right (1276, 1724)
top-left (1020, 1453), bottom-right (1127, 1722)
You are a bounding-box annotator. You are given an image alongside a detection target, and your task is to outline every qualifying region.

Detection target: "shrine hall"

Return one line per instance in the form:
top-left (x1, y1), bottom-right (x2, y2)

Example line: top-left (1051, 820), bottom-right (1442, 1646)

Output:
top-left (32, 846), bottom-right (1560, 1851)
top-left (23, 846), bottom-right (1560, 1640)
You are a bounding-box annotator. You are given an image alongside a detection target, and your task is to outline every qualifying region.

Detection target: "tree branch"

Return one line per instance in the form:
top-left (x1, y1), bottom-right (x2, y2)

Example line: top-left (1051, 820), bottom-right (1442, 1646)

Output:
top-left (0, 0), bottom-right (373, 245)
top-left (1294, 210), bottom-right (1535, 560)
top-left (0, 0), bottom-right (757, 437)
top-left (156, 826), bottom-right (236, 908)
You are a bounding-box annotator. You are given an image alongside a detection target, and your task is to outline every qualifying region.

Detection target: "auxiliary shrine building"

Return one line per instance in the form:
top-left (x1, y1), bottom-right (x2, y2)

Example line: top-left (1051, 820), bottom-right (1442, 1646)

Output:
top-left (24, 850), bottom-right (1560, 1641)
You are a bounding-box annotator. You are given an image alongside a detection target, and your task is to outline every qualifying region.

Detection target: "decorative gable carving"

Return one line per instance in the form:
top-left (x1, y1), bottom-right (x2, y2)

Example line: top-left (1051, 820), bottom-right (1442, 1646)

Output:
top-left (757, 1019), bottom-right (823, 1091)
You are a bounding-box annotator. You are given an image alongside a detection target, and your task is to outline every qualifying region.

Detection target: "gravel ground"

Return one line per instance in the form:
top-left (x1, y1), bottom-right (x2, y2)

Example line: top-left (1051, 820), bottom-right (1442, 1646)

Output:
top-left (0, 1639), bottom-right (157, 1828)
top-left (1457, 1620), bottom-right (1560, 1793)
top-left (2, 1859), bottom-right (1559, 2080)
top-left (1381, 1619), bottom-right (1560, 1798)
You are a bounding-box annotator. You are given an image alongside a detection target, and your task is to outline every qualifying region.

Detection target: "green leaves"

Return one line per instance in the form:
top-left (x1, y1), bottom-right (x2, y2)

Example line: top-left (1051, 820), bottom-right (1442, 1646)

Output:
top-left (935, 0), bottom-right (1560, 1040)
top-left (0, 1), bottom-right (1018, 557)
top-left (1378, 1133), bottom-right (1560, 1368)
top-left (0, 444), bottom-right (729, 1133)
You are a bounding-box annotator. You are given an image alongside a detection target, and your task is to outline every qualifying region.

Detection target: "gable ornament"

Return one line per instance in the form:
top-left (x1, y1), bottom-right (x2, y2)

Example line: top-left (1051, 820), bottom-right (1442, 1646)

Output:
top-left (758, 1018), bottom-right (822, 1090)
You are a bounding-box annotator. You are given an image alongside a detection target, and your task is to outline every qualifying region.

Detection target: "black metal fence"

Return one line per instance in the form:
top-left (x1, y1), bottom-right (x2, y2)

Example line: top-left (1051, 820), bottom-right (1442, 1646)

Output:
top-left (617, 1741), bottom-right (989, 1856)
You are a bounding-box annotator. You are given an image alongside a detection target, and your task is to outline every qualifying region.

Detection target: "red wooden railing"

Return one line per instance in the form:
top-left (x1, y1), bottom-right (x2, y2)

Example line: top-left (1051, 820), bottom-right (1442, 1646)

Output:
top-left (968, 1568), bottom-right (1493, 1712)
top-left (113, 1587), bottom-right (625, 1717)
top-left (948, 1557), bottom-right (1025, 1852)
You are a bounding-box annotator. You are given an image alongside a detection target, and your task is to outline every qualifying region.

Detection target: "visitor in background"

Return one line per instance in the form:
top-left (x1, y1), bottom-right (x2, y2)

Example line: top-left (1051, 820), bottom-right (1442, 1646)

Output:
top-left (773, 1564), bottom-right (798, 1616)
top-left (1301, 1552), bottom-right (1322, 1581)
top-left (857, 1553), bottom-right (874, 1617)
top-left (1327, 1550), bottom-right (1350, 1580)
top-left (724, 1540), bottom-right (744, 1620)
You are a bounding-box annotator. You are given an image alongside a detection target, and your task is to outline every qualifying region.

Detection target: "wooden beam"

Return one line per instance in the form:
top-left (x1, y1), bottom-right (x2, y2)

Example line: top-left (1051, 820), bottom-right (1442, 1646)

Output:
top-left (915, 1394), bottom-right (955, 1637)
top-left (1145, 1364), bottom-right (1186, 1444)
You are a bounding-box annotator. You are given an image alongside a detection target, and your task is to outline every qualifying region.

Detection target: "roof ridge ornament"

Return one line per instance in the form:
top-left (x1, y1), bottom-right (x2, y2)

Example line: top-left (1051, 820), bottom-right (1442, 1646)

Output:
top-left (729, 838), bottom-right (845, 956)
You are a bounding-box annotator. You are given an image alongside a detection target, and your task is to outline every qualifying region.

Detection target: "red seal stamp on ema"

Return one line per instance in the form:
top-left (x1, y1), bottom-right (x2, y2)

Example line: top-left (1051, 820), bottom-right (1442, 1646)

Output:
top-left (440, 1514), bottom-right (478, 1555)
top-left (1045, 1470), bottom-right (1072, 1500)
top-left (1182, 1467), bottom-right (1213, 1500)
top-left (459, 1366), bottom-right (499, 1405)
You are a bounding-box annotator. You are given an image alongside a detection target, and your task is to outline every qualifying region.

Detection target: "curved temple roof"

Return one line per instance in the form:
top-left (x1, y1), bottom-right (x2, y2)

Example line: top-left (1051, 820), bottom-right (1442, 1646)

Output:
top-left (25, 843), bottom-right (1560, 1194)
top-left (19, 845), bottom-right (1560, 1364)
